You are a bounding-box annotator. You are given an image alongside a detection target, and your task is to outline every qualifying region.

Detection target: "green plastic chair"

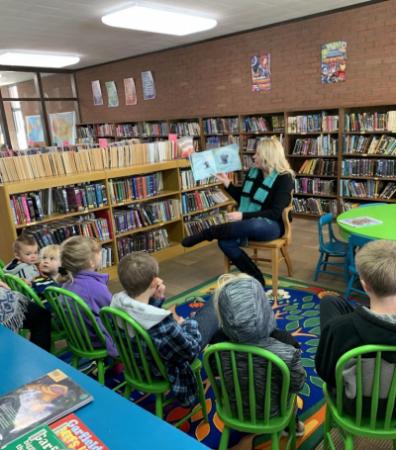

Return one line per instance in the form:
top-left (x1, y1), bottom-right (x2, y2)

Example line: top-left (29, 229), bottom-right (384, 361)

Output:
top-left (323, 344), bottom-right (396, 450)
top-left (100, 306), bottom-right (208, 425)
top-left (203, 342), bottom-right (297, 450)
top-left (44, 286), bottom-right (109, 384)
top-left (0, 259), bottom-right (5, 270)
top-left (4, 273), bottom-right (67, 354)
top-left (0, 266), bottom-right (6, 282)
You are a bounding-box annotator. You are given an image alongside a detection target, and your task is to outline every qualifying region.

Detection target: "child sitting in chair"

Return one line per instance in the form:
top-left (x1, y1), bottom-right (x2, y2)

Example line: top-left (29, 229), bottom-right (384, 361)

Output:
top-left (111, 252), bottom-right (219, 406)
top-left (4, 233), bottom-right (40, 282)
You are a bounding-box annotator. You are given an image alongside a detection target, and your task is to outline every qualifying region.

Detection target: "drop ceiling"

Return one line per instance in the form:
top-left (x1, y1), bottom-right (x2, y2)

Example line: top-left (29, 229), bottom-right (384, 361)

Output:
top-left (0, 0), bottom-right (373, 69)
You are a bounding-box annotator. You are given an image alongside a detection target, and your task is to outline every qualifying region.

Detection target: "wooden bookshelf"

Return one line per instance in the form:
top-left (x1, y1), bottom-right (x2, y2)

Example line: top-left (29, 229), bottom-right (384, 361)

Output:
top-left (0, 160), bottom-right (235, 277)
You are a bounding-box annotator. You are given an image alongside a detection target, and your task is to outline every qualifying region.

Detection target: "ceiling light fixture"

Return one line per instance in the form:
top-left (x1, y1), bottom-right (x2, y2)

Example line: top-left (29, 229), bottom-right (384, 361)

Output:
top-left (101, 5), bottom-right (217, 36)
top-left (0, 52), bottom-right (80, 68)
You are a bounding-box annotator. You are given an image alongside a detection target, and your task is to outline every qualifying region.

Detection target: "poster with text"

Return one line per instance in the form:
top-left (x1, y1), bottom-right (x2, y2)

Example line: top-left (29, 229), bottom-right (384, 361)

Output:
top-left (91, 80), bottom-right (104, 106)
top-left (49, 111), bottom-right (76, 146)
top-left (124, 77), bottom-right (137, 105)
top-left (25, 115), bottom-right (45, 146)
top-left (105, 81), bottom-right (119, 107)
top-left (251, 53), bottom-right (271, 92)
top-left (321, 41), bottom-right (347, 84)
top-left (141, 71), bottom-right (156, 100)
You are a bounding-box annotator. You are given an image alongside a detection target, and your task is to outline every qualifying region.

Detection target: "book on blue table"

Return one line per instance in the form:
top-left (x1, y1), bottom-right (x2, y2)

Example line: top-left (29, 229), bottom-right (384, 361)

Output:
top-left (338, 216), bottom-right (383, 228)
top-left (190, 143), bottom-right (241, 181)
top-left (0, 369), bottom-right (92, 448)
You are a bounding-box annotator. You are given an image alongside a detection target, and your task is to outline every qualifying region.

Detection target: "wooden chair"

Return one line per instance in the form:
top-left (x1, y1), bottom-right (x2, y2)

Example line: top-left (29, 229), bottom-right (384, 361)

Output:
top-left (323, 344), bottom-right (396, 449)
top-left (224, 204), bottom-right (293, 300)
top-left (203, 342), bottom-right (297, 450)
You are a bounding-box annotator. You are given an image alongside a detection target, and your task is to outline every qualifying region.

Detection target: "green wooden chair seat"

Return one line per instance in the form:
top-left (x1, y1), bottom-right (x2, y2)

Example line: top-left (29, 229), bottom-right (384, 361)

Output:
top-left (203, 342), bottom-right (297, 450)
top-left (44, 286), bottom-right (110, 384)
top-left (100, 306), bottom-right (208, 426)
top-left (323, 344), bottom-right (396, 449)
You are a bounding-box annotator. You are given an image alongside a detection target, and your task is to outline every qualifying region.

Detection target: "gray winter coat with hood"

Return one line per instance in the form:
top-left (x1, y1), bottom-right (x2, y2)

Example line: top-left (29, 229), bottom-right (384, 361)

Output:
top-left (215, 277), bottom-right (305, 418)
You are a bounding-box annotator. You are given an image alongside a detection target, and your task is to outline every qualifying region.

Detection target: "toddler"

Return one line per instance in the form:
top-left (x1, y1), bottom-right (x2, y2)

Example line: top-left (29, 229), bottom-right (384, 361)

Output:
top-left (4, 233), bottom-right (40, 282)
top-left (58, 236), bottom-right (117, 357)
top-left (32, 245), bottom-right (61, 296)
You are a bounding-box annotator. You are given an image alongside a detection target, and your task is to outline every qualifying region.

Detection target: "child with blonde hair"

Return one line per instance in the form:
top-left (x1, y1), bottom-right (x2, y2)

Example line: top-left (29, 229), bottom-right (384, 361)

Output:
top-left (32, 245), bottom-right (61, 296)
top-left (58, 236), bottom-right (117, 357)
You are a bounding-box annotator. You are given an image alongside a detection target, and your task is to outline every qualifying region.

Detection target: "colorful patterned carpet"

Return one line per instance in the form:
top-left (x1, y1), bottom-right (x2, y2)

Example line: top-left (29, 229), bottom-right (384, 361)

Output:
top-left (124, 275), bottom-right (339, 450)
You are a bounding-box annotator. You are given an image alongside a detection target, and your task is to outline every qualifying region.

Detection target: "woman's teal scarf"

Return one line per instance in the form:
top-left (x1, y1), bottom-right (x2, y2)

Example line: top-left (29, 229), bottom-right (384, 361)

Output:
top-left (239, 168), bottom-right (278, 213)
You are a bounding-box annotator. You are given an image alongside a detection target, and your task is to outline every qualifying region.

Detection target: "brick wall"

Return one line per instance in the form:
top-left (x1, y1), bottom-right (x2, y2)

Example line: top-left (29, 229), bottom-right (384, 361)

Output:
top-left (75, 1), bottom-right (396, 123)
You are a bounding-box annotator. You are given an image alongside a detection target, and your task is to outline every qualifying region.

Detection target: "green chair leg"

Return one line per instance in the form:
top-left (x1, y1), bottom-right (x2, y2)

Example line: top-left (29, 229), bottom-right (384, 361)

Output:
top-left (97, 359), bottom-right (105, 385)
top-left (271, 432), bottom-right (280, 450)
top-left (345, 434), bottom-right (354, 450)
top-left (124, 383), bottom-right (133, 399)
top-left (218, 426), bottom-right (230, 450)
top-left (155, 394), bottom-right (164, 419)
top-left (393, 439), bottom-right (396, 450)
top-left (71, 355), bottom-right (79, 368)
top-left (194, 369), bottom-right (208, 422)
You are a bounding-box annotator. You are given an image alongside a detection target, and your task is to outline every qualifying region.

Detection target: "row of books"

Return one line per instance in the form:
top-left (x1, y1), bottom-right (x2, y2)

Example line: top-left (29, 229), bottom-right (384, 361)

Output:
top-left (340, 180), bottom-right (396, 199)
top-left (28, 214), bottom-right (111, 248)
top-left (205, 135), bottom-right (240, 149)
top-left (343, 134), bottom-right (396, 155)
top-left (101, 246), bottom-right (113, 268)
top-left (115, 123), bottom-right (140, 137)
top-left (117, 228), bottom-right (170, 258)
top-left (287, 114), bottom-right (339, 133)
top-left (294, 178), bottom-right (336, 195)
top-left (292, 197), bottom-right (338, 215)
top-left (242, 115), bottom-right (285, 133)
top-left (113, 199), bottom-right (180, 234)
top-left (108, 173), bottom-right (163, 204)
top-left (0, 141), bottom-right (180, 182)
top-left (184, 209), bottom-right (228, 236)
top-left (203, 117), bottom-right (239, 134)
top-left (344, 111), bottom-right (396, 132)
top-left (180, 169), bottom-right (217, 190)
top-left (291, 136), bottom-right (338, 156)
top-left (170, 121), bottom-right (200, 136)
top-left (297, 158), bottom-right (337, 176)
top-left (140, 122), bottom-right (170, 137)
top-left (341, 159), bottom-right (396, 177)
top-left (10, 183), bottom-right (108, 225)
top-left (181, 188), bottom-right (230, 214)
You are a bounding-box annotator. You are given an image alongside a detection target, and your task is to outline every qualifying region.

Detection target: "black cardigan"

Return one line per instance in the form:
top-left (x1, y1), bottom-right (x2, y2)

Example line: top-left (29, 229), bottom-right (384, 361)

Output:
top-left (226, 171), bottom-right (294, 222)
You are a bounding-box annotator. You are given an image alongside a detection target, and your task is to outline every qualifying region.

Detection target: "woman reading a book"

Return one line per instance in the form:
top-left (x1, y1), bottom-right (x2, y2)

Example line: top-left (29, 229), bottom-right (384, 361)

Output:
top-left (182, 136), bottom-right (294, 287)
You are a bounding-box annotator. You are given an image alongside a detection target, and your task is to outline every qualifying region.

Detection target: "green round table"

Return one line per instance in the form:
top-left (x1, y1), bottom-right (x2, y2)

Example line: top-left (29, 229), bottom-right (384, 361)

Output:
top-left (337, 204), bottom-right (396, 240)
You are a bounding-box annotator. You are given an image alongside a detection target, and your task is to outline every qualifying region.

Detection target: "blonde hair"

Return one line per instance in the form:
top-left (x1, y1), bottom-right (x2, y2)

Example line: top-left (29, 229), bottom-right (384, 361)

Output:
top-left (40, 245), bottom-right (60, 259)
top-left (256, 136), bottom-right (294, 175)
top-left (356, 240), bottom-right (396, 297)
top-left (213, 273), bottom-right (254, 324)
top-left (118, 252), bottom-right (159, 298)
top-left (58, 236), bottom-right (101, 284)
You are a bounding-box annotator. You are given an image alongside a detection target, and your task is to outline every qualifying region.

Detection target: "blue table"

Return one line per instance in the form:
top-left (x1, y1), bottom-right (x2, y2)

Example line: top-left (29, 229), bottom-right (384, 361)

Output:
top-left (0, 325), bottom-right (208, 450)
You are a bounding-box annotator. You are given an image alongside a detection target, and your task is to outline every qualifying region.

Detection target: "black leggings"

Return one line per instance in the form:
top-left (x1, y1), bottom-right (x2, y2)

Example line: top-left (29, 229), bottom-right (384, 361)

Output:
top-left (23, 301), bottom-right (52, 351)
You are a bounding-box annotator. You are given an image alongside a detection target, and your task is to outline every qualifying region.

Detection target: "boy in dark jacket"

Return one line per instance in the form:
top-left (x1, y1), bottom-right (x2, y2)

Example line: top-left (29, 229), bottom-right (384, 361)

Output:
top-left (315, 240), bottom-right (396, 405)
top-left (111, 252), bottom-right (219, 406)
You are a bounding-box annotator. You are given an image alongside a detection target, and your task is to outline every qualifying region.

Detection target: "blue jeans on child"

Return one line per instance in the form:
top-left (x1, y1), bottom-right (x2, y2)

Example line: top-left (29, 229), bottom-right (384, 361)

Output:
top-left (218, 218), bottom-right (283, 261)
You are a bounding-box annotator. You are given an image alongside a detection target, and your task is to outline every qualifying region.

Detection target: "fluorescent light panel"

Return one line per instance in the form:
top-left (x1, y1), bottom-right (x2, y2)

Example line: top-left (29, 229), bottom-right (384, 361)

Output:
top-left (0, 52), bottom-right (80, 68)
top-left (102, 5), bottom-right (217, 36)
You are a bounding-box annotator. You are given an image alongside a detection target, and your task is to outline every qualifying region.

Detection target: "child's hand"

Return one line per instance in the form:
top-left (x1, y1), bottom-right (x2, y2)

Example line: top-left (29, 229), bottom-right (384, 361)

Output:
top-left (152, 277), bottom-right (166, 300)
top-left (169, 305), bottom-right (185, 325)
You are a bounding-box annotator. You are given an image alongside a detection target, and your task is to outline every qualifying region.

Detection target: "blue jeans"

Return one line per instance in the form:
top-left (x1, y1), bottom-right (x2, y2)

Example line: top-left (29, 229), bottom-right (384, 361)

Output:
top-left (218, 218), bottom-right (283, 261)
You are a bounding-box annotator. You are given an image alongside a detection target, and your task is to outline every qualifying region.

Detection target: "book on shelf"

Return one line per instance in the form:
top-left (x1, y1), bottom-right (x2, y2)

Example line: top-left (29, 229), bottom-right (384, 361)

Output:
top-left (180, 169), bottom-right (217, 190)
top-left (182, 188), bottom-right (230, 214)
top-left (291, 136), bottom-right (337, 156)
top-left (342, 158), bottom-right (396, 177)
top-left (0, 369), bottom-right (92, 447)
top-left (117, 228), bottom-right (170, 258)
top-left (184, 209), bottom-right (228, 236)
top-left (190, 143), bottom-right (241, 181)
top-left (294, 177), bottom-right (336, 195)
top-left (203, 117), bottom-right (239, 134)
top-left (297, 158), bottom-right (337, 176)
top-left (288, 113), bottom-right (338, 133)
top-left (108, 173), bottom-right (163, 204)
top-left (292, 197), bottom-right (338, 216)
top-left (177, 136), bottom-right (194, 158)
